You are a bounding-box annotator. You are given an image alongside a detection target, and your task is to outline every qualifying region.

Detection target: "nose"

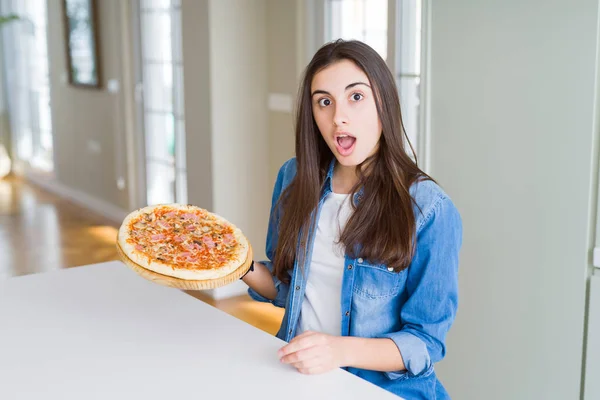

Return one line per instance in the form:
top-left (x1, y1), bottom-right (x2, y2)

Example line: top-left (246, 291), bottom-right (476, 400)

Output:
top-left (333, 102), bottom-right (348, 127)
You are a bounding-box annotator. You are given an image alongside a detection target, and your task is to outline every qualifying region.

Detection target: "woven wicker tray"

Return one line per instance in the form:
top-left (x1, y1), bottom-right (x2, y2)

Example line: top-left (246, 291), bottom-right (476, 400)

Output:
top-left (116, 241), bottom-right (253, 290)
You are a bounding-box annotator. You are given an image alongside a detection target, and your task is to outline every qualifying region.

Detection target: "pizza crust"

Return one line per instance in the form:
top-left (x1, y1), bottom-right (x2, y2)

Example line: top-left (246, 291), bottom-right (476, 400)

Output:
top-left (117, 204), bottom-right (249, 281)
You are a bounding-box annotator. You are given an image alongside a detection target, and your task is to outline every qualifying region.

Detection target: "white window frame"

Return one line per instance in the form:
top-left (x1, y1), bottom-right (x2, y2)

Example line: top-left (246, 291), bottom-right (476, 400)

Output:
top-left (132, 0), bottom-right (187, 207)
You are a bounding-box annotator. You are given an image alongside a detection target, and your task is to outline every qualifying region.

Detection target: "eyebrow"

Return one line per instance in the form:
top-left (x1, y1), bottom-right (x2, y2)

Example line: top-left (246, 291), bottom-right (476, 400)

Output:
top-left (311, 82), bottom-right (371, 97)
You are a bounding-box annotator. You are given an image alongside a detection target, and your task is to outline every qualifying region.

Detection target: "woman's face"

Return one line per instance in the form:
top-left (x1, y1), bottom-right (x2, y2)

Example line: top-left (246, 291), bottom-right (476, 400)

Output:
top-left (311, 59), bottom-right (382, 168)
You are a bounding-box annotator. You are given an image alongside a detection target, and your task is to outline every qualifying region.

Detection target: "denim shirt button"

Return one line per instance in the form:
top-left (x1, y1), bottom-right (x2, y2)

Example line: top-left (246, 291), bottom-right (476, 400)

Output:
top-left (295, 286), bottom-right (300, 290)
top-left (347, 265), bottom-right (353, 270)
top-left (357, 258), bottom-right (364, 263)
top-left (345, 311), bottom-right (350, 316)
top-left (387, 267), bottom-right (394, 272)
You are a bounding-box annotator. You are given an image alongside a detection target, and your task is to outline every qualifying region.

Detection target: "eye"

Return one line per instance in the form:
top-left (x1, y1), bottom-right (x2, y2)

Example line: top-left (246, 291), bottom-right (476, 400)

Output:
top-left (318, 98), bottom-right (331, 107)
top-left (351, 93), bottom-right (364, 101)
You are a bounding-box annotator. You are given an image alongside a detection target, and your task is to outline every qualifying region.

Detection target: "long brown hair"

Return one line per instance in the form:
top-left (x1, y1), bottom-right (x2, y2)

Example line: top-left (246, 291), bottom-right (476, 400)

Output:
top-left (273, 39), bottom-right (434, 283)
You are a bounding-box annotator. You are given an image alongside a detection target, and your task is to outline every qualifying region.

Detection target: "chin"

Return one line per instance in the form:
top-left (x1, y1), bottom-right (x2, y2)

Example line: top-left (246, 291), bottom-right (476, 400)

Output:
top-left (333, 153), bottom-right (367, 167)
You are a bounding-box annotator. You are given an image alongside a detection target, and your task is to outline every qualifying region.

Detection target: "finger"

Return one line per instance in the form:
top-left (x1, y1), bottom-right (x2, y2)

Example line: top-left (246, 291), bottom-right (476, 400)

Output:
top-left (281, 331), bottom-right (317, 351)
top-left (297, 365), bottom-right (327, 375)
top-left (278, 333), bottom-right (319, 357)
top-left (280, 345), bottom-right (321, 365)
top-left (288, 354), bottom-right (322, 369)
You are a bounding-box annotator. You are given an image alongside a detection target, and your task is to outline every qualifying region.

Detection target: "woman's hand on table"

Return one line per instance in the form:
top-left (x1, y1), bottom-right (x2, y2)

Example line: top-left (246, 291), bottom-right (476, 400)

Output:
top-left (277, 331), bottom-right (347, 374)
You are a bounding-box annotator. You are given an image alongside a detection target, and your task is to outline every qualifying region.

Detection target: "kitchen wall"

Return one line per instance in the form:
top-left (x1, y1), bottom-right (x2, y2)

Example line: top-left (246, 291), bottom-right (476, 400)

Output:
top-left (46, 0), bottom-right (130, 214)
top-left (429, 1), bottom-right (599, 398)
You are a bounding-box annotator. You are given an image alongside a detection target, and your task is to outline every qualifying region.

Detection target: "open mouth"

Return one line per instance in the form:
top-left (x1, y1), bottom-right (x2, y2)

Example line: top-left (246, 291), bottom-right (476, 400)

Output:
top-left (335, 134), bottom-right (356, 156)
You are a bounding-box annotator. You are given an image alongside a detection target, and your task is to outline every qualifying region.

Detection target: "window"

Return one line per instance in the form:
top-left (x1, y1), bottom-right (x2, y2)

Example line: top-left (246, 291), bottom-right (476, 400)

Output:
top-left (138, 0), bottom-right (186, 205)
top-left (1, 0), bottom-right (53, 172)
top-left (325, 0), bottom-right (388, 60)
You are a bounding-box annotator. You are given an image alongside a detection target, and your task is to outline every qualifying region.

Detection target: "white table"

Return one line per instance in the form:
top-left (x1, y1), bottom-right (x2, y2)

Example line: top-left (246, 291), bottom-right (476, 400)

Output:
top-left (0, 261), bottom-right (400, 399)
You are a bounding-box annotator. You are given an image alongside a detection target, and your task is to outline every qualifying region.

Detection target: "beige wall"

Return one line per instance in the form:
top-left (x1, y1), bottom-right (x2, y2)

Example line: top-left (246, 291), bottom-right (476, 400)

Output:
top-left (266, 0), bottom-right (298, 188)
top-left (429, 1), bottom-right (597, 398)
top-left (208, 0), bottom-right (269, 256)
top-left (183, 0), bottom-right (300, 258)
top-left (202, 0), bottom-right (271, 298)
top-left (181, 0), bottom-right (213, 211)
top-left (47, 0), bottom-right (130, 211)
top-left (43, 0), bottom-right (299, 216)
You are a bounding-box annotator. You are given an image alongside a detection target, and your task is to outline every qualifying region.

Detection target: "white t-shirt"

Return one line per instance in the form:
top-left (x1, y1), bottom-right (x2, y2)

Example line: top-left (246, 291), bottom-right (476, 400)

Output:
top-left (297, 191), bottom-right (353, 336)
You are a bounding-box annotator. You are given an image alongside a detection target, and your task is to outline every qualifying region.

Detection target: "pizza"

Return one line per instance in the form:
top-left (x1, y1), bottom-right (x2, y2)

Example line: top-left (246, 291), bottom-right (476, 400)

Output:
top-left (117, 204), bottom-right (249, 280)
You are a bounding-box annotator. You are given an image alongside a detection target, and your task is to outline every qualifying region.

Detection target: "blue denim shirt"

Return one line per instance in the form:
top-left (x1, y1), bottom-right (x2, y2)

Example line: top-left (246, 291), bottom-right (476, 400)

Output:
top-left (249, 158), bottom-right (462, 399)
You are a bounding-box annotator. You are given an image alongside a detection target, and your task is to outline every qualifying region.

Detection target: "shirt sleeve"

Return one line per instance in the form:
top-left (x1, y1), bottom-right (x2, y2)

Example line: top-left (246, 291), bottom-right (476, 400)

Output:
top-left (247, 159), bottom-right (294, 309)
top-left (247, 259), bottom-right (290, 308)
top-left (379, 195), bottom-right (463, 379)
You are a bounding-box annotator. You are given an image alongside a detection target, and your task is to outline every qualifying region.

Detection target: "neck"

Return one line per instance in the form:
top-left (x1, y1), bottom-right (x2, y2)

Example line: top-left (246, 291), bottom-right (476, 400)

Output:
top-left (332, 162), bottom-right (358, 194)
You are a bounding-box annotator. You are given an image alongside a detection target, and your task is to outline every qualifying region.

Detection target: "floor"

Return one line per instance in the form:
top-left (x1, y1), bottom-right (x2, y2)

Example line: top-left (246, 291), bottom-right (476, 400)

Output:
top-left (0, 174), bottom-right (284, 335)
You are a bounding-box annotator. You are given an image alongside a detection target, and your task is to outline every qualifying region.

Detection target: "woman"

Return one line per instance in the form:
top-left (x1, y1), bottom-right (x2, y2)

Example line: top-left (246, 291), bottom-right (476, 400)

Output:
top-left (242, 39), bottom-right (462, 399)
